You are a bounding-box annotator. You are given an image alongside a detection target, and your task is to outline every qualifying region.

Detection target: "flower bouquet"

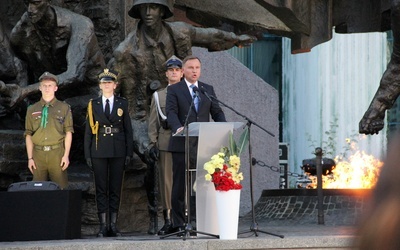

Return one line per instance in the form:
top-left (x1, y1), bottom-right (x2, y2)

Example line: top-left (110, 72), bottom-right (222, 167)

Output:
top-left (203, 127), bottom-right (249, 239)
top-left (204, 128), bottom-right (249, 191)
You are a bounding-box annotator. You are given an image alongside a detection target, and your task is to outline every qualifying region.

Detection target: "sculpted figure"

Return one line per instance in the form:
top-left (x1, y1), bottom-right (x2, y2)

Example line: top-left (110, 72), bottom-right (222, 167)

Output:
top-left (360, 0), bottom-right (400, 135)
top-left (2, 0), bottom-right (105, 109)
top-left (113, 0), bottom-right (255, 234)
top-left (0, 20), bottom-right (27, 129)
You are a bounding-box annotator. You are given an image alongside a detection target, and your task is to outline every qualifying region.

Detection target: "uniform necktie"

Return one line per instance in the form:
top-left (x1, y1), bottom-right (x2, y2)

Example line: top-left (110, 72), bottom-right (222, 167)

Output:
top-left (190, 85), bottom-right (199, 112)
top-left (105, 99), bottom-right (110, 119)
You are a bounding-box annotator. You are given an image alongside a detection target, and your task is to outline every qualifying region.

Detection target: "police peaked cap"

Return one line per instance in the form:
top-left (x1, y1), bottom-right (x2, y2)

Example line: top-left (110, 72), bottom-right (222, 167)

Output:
top-left (98, 68), bottom-right (118, 82)
top-left (165, 55), bottom-right (182, 69)
top-left (128, 0), bottom-right (174, 19)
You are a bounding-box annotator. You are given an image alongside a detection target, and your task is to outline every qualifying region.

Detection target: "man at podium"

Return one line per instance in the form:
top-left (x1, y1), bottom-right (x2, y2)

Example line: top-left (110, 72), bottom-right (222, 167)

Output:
top-left (166, 55), bottom-right (226, 234)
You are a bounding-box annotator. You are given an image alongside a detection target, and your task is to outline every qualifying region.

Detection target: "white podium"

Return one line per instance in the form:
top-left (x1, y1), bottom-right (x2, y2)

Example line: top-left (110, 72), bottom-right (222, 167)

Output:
top-left (185, 122), bottom-right (244, 235)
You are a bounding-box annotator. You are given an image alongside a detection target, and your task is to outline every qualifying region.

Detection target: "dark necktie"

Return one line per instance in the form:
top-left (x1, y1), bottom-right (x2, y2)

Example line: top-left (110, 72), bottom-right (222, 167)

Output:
top-left (105, 99), bottom-right (110, 119)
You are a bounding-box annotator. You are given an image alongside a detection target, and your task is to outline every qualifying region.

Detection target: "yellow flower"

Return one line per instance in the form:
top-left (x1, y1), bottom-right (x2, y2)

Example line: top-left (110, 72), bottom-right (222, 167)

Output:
top-left (204, 162), bottom-right (216, 174)
top-left (229, 155), bottom-right (240, 169)
top-left (203, 147), bottom-right (244, 190)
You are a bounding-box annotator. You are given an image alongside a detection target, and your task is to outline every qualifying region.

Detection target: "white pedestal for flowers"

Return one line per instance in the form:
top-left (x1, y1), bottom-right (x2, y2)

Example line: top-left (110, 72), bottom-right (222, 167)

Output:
top-left (215, 189), bottom-right (241, 240)
top-left (194, 122), bottom-right (244, 236)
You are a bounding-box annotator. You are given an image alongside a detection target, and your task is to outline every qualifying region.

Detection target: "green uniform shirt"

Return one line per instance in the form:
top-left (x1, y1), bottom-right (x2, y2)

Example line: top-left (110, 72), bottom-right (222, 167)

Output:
top-left (25, 98), bottom-right (74, 145)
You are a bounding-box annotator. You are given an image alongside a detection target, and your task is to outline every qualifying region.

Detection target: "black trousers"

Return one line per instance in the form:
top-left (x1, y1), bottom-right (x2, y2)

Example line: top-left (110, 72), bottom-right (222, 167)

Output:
top-left (171, 147), bottom-right (197, 228)
top-left (92, 157), bottom-right (125, 214)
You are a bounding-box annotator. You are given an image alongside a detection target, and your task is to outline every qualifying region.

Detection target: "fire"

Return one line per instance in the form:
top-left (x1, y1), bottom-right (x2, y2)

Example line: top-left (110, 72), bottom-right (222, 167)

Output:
top-left (308, 151), bottom-right (383, 189)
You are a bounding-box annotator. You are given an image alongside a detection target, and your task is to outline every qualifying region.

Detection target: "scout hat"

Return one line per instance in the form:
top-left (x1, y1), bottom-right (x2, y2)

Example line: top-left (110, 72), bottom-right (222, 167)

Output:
top-left (39, 71), bottom-right (59, 85)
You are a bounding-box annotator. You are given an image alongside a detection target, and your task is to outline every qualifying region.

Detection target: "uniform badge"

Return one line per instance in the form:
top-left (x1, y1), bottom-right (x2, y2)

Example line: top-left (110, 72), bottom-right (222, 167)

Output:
top-left (117, 108), bottom-right (123, 116)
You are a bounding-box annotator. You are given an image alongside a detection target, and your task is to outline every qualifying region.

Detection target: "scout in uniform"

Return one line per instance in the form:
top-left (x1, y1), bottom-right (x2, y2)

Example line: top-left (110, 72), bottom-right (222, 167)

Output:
top-left (84, 69), bottom-right (134, 237)
top-left (25, 71), bottom-right (74, 189)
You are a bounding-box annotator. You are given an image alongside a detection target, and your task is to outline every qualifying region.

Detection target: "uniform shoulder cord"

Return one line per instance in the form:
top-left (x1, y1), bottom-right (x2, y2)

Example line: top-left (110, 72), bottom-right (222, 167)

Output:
top-left (87, 99), bottom-right (99, 150)
top-left (154, 91), bottom-right (167, 121)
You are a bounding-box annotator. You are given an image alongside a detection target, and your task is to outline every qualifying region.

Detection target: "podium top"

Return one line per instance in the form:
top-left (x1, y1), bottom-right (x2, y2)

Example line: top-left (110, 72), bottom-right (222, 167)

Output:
top-left (173, 122), bottom-right (244, 136)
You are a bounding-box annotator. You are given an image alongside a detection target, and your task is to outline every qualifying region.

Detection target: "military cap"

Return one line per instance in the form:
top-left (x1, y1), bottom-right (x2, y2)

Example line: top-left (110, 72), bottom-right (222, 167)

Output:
top-left (39, 71), bottom-right (59, 85)
top-left (165, 55), bottom-right (182, 70)
top-left (98, 68), bottom-right (118, 82)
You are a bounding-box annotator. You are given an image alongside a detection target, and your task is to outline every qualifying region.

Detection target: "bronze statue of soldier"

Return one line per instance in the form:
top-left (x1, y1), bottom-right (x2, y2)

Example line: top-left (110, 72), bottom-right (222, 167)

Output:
top-left (113, 0), bottom-right (255, 234)
top-left (2, 0), bottom-right (105, 112)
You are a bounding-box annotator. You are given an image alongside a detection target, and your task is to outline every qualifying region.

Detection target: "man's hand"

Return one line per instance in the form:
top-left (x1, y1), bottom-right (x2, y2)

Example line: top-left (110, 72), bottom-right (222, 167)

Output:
top-left (149, 146), bottom-right (159, 161)
top-left (28, 158), bottom-right (36, 174)
top-left (173, 126), bottom-right (184, 136)
top-left (60, 156), bottom-right (69, 171)
top-left (235, 34), bottom-right (257, 48)
top-left (145, 146), bottom-right (159, 166)
top-left (359, 108), bottom-right (386, 135)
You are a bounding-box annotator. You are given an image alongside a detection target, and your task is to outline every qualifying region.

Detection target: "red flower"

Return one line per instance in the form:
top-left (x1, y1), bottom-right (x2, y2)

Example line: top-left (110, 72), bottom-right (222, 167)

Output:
top-left (204, 148), bottom-right (244, 191)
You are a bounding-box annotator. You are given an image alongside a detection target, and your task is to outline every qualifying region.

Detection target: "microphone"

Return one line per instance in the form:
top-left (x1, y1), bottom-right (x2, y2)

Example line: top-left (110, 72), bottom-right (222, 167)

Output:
top-left (192, 86), bottom-right (201, 101)
top-left (200, 86), bottom-right (212, 101)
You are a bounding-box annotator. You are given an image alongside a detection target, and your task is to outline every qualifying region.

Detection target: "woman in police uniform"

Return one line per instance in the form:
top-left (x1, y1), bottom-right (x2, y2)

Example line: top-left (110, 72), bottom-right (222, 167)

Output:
top-left (84, 69), bottom-right (133, 237)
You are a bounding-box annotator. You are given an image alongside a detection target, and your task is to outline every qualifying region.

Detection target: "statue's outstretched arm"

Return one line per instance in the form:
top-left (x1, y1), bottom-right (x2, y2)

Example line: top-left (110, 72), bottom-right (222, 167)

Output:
top-left (359, 0), bottom-right (400, 135)
top-left (182, 23), bottom-right (256, 51)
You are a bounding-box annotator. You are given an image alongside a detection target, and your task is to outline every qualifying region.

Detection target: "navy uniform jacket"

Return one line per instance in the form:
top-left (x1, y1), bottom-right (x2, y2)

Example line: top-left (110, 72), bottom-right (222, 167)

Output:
top-left (166, 80), bottom-right (226, 152)
top-left (84, 96), bottom-right (134, 158)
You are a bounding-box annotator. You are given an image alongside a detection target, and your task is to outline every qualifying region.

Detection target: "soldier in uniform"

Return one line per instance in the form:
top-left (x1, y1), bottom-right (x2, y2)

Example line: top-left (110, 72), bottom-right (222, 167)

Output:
top-left (24, 72), bottom-right (73, 189)
top-left (84, 69), bottom-right (134, 237)
top-left (148, 55), bottom-right (183, 235)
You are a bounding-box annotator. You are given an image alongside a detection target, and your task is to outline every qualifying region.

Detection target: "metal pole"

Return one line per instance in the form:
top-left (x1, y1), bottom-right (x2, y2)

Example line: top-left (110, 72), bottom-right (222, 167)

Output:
top-left (315, 147), bottom-right (324, 225)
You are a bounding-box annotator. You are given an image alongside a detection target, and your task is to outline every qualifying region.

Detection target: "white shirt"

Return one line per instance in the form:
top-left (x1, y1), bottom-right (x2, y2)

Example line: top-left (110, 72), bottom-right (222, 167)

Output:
top-left (102, 95), bottom-right (114, 113)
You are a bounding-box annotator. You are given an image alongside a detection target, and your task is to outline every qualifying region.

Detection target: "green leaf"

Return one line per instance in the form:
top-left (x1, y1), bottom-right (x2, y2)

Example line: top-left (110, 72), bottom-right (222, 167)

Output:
top-left (228, 127), bottom-right (249, 156)
top-left (236, 127), bottom-right (249, 156)
top-left (228, 132), bottom-right (238, 156)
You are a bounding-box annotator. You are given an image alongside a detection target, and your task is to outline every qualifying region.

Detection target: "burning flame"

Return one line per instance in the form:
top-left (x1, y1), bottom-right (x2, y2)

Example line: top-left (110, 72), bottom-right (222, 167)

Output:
top-left (308, 150), bottom-right (383, 189)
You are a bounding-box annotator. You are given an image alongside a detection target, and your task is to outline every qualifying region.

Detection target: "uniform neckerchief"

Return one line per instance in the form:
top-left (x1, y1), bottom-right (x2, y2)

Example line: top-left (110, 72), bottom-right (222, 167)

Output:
top-left (40, 103), bottom-right (49, 128)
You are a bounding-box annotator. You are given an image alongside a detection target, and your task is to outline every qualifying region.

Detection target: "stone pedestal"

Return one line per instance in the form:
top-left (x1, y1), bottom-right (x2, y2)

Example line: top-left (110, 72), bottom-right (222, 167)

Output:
top-left (0, 130), bottom-right (30, 189)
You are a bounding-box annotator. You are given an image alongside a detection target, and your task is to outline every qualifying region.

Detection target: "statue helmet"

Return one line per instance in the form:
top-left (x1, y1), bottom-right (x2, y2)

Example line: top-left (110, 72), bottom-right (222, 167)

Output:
top-left (128, 0), bottom-right (174, 19)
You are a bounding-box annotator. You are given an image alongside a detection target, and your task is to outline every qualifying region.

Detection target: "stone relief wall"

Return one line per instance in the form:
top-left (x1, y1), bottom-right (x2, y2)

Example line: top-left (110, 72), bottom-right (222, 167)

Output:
top-left (0, 0), bottom-right (148, 235)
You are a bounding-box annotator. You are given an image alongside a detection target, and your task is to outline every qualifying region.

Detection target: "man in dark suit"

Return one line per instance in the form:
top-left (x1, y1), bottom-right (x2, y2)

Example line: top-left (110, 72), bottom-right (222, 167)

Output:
top-left (166, 55), bottom-right (226, 233)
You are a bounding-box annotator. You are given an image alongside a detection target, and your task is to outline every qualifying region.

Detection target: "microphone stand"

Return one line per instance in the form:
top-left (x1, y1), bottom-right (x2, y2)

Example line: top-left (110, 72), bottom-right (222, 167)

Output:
top-left (201, 88), bottom-right (284, 238)
top-left (160, 90), bottom-right (218, 240)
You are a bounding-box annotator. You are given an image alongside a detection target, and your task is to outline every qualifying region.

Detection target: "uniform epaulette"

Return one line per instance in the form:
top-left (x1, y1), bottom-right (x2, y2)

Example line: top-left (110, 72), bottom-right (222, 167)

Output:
top-left (116, 96), bottom-right (127, 101)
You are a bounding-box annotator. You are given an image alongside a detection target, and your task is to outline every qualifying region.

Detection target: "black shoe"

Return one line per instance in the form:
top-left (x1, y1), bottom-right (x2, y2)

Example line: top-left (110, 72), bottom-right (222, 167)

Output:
top-left (109, 213), bottom-right (122, 237)
top-left (97, 224), bottom-right (108, 237)
top-left (97, 213), bottom-right (108, 237)
top-left (109, 223), bottom-right (122, 237)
